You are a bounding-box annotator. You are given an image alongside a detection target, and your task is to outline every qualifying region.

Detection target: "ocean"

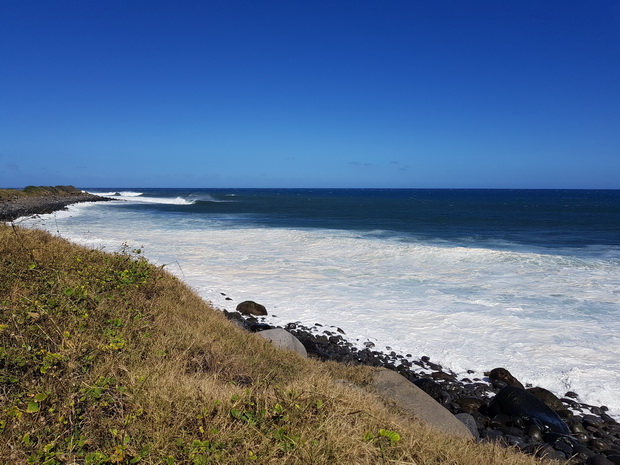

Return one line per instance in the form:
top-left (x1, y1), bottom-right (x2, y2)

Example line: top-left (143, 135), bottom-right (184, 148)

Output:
top-left (18, 188), bottom-right (620, 417)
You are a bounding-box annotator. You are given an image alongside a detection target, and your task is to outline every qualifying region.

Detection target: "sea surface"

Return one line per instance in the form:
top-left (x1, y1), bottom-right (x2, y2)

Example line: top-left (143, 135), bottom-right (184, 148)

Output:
top-left (18, 188), bottom-right (620, 417)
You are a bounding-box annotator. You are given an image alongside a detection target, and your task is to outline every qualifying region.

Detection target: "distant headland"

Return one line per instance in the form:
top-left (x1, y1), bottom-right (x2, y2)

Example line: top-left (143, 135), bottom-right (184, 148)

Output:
top-left (0, 185), bottom-right (113, 222)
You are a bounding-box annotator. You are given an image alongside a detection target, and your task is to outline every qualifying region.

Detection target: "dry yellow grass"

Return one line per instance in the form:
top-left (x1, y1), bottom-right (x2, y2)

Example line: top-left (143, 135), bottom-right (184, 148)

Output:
top-left (0, 225), bottom-right (561, 464)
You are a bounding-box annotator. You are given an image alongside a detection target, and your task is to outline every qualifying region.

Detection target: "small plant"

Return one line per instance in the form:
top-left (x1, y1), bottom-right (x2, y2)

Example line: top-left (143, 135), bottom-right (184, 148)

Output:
top-left (364, 428), bottom-right (402, 448)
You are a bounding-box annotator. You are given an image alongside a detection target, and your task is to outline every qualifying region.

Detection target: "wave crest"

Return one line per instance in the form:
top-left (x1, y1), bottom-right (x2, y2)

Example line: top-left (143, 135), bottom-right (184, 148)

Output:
top-left (88, 190), bottom-right (143, 198)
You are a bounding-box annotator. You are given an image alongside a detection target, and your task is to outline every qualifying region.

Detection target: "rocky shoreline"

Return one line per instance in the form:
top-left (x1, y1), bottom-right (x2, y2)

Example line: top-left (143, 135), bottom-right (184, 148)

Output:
top-left (224, 305), bottom-right (620, 465)
top-left (0, 187), bottom-right (114, 222)
top-left (6, 190), bottom-right (618, 464)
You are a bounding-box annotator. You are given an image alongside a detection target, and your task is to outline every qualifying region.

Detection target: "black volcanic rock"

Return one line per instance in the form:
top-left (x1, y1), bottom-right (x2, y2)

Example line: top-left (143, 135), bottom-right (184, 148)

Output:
top-left (0, 186), bottom-right (114, 222)
top-left (488, 367), bottom-right (525, 389)
top-left (486, 386), bottom-right (570, 435)
top-left (236, 300), bottom-right (268, 316)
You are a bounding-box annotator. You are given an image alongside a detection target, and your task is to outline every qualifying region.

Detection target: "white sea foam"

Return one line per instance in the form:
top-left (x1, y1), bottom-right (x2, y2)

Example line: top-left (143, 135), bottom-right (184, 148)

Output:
top-left (20, 203), bottom-right (620, 418)
top-left (88, 190), bottom-right (144, 197)
top-left (126, 196), bottom-right (194, 205)
top-left (187, 193), bottom-right (234, 203)
top-left (87, 191), bottom-right (194, 205)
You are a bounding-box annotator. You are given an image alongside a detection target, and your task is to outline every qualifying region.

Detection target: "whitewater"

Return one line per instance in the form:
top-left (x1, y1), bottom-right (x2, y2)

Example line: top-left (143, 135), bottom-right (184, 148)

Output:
top-left (17, 189), bottom-right (620, 418)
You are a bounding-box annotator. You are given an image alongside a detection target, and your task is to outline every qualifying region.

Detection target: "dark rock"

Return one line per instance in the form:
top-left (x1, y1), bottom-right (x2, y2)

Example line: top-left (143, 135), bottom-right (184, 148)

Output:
top-left (488, 367), bottom-right (525, 389)
top-left (248, 323), bottom-right (272, 332)
top-left (489, 413), bottom-right (511, 428)
top-left (532, 443), bottom-right (566, 461)
top-left (590, 438), bottom-right (611, 452)
top-left (526, 424), bottom-right (543, 441)
top-left (480, 429), bottom-right (504, 443)
top-left (508, 415), bottom-right (526, 428)
top-left (562, 397), bottom-right (580, 408)
top-left (586, 455), bottom-right (615, 465)
top-left (428, 362), bottom-right (442, 371)
top-left (553, 440), bottom-right (573, 456)
top-left (455, 413), bottom-right (480, 440)
top-left (584, 415), bottom-right (606, 429)
top-left (222, 310), bottom-right (252, 330)
top-left (526, 386), bottom-right (565, 412)
top-left (573, 432), bottom-right (591, 443)
top-left (486, 386), bottom-right (570, 434)
top-left (412, 378), bottom-right (448, 404)
top-left (236, 300), bottom-right (268, 316)
top-left (472, 382), bottom-right (492, 395)
top-left (574, 444), bottom-right (597, 459)
top-left (431, 371), bottom-right (457, 382)
top-left (606, 455), bottom-right (620, 465)
top-left (544, 432), bottom-right (579, 448)
top-left (456, 396), bottom-right (486, 413)
top-left (503, 434), bottom-right (526, 448)
top-left (572, 420), bottom-right (590, 434)
top-left (498, 426), bottom-right (525, 438)
top-left (558, 409), bottom-right (574, 420)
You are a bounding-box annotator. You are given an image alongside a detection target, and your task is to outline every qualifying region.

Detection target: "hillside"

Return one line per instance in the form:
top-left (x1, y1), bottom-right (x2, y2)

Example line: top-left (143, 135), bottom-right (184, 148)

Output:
top-left (0, 223), bottom-right (557, 464)
top-left (0, 186), bottom-right (111, 222)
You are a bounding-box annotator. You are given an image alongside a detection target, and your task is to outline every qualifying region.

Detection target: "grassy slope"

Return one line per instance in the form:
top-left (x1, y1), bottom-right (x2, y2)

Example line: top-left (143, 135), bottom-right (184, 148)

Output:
top-left (0, 186), bottom-right (86, 201)
top-left (0, 225), bottom-right (557, 465)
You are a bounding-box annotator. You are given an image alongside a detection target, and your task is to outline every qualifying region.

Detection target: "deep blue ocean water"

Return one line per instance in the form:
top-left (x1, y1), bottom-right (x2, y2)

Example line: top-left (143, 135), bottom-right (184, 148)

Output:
top-left (20, 188), bottom-right (620, 416)
top-left (107, 189), bottom-right (617, 240)
top-left (103, 188), bottom-right (620, 253)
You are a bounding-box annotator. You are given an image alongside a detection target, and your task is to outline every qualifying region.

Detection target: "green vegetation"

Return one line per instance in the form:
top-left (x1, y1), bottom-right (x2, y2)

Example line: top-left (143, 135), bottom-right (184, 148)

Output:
top-left (0, 186), bottom-right (84, 201)
top-left (0, 225), bottom-right (557, 464)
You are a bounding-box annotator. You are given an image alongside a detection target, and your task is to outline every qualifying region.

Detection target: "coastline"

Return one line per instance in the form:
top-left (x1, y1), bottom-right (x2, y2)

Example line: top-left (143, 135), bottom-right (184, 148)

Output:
top-left (1, 223), bottom-right (561, 465)
top-left (0, 186), bottom-right (114, 222)
top-left (224, 308), bottom-right (620, 463)
top-left (8, 191), bottom-right (620, 463)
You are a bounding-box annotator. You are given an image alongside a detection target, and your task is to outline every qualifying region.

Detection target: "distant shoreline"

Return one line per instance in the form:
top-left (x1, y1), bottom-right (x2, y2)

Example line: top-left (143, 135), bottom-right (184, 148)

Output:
top-left (0, 186), bottom-right (114, 222)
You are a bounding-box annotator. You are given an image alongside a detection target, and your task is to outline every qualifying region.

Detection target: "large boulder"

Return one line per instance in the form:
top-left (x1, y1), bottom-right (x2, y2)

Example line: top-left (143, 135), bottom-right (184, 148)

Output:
top-left (486, 386), bottom-right (570, 435)
top-left (257, 328), bottom-right (307, 358)
top-left (372, 369), bottom-right (474, 440)
top-left (526, 386), bottom-right (565, 412)
top-left (488, 367), bottom-right (525, 389)
top-left (236, 300), bottom-right (267, 316)
top-left (455, 413), bottom-right (480, 440)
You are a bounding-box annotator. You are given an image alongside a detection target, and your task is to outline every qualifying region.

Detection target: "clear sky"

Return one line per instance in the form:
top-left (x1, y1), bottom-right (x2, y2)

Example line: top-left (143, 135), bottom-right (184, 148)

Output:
top-left (1, 0), bottom-right (619, 188)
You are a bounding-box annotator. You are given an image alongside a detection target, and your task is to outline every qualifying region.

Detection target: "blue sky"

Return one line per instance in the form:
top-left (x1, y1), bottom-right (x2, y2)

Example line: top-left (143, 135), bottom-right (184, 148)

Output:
top-left (1, 0), bottom-right (619, 188)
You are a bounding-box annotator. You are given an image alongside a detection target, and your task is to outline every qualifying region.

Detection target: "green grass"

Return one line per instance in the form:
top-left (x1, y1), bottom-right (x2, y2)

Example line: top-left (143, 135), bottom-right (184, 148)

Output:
top-left (0, 225), bottom-right (559, 464)
top-left (0, 186), bottom-right (84, 201)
